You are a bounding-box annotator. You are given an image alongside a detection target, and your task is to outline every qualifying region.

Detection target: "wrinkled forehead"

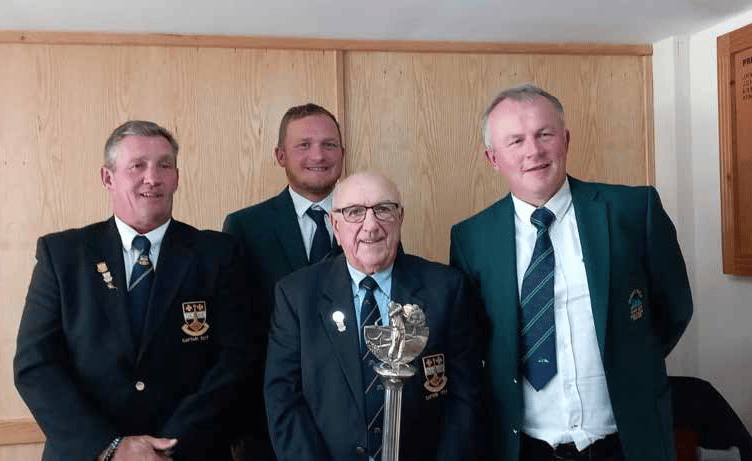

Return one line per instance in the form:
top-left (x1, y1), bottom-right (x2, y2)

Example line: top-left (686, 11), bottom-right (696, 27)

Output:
top-left (334, 175), bottom-right (401, 208)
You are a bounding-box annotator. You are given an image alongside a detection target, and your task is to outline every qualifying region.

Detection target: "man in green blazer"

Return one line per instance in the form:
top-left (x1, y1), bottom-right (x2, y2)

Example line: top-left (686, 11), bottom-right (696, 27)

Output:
top-left (222, 103), bottom-right (344, 460)
top-left (450, 84), bottom-right (693, 461)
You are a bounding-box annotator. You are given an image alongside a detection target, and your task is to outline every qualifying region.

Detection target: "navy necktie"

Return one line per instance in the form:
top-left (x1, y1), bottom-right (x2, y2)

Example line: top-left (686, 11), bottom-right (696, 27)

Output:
top-left (306, 207), bottom-right (331, 264)
top-left (129, 235), bottom-right (154, 343)
top-left (520, 207), bottom-right (557, 391)
top-left (359, 276), bottom-right (383, 460)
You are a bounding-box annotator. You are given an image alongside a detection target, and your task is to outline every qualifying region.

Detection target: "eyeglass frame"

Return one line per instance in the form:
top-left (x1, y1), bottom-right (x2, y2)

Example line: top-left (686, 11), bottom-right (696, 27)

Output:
top-left (332, 201), bottom-right (402, 223)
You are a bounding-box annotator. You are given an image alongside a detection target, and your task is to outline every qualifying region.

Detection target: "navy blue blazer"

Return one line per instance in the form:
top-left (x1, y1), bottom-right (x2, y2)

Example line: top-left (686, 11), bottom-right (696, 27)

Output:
top-left (264, 252), bottom-right (482, 461)
top-left (14, 218), bottom-right (253, 461)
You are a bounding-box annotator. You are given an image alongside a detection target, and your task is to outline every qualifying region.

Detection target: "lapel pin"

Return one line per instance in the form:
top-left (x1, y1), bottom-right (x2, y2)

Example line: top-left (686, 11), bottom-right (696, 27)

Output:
top-left (96, 261), bottom-right (117, 290)
top-left (332, 310), bottom-right (346, 332)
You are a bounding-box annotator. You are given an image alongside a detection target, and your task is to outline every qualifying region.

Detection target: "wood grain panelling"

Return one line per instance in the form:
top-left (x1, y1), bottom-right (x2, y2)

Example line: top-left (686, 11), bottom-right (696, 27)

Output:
top-left (0, 30), bottom-right (652, 56)
top-left (344, 52), bottom-right (651, 262)
top-left (0, 36), bottom-right (652, 459)
top-left (0, 419), bottom-right (44, 446)
top-left (0, 444), bottom-right (44, 461)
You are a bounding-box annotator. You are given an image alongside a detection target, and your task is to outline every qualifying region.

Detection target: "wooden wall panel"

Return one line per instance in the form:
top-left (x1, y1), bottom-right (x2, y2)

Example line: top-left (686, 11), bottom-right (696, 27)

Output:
top-left (0, 444), bottom-right (44, 461)
top-left (344, 52), bottom-right (651, 262)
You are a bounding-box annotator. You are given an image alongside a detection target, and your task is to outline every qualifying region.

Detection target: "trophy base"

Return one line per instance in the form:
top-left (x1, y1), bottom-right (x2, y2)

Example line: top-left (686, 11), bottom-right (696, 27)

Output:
top-left (373, 362), bottom-right (417, 379)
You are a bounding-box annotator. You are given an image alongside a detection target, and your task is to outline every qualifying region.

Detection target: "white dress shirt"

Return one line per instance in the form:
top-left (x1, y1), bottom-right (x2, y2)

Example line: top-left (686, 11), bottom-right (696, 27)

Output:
top-left (513, 178), bottom-right (618, 450)
top-left (288, 187), bottom-right (334, 260)
top-left (114, 216), bottom-right (170, 283)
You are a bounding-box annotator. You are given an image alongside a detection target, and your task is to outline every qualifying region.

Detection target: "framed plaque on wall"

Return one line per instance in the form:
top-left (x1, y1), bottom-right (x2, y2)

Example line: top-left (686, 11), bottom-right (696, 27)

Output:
top-left (718, 22), bottom-right (752, 275)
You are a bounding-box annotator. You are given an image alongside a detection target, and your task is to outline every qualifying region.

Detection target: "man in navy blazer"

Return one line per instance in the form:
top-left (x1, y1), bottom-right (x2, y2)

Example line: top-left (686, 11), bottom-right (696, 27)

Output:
top-left (450, 84), bottom-right (693, 461)
top-left (14, 121), bottom-right (252, 461)
top-left (222, 103), bottom-right (344, 460)
top-left (265, 172), bottom-right (481, 461)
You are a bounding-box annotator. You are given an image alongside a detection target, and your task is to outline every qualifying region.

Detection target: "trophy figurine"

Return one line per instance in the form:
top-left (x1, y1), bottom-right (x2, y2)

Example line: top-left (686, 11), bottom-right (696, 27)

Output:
top-left (363, 301), bottom-right (429, 461)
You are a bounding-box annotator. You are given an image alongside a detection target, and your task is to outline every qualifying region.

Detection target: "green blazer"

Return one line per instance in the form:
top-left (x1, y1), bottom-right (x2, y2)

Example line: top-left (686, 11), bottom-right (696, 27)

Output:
top-left (449, 177), bottom-right (692, 461)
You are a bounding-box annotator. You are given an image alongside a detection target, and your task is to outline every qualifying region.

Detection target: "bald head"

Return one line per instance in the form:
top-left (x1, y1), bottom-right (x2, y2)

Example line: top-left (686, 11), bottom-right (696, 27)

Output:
top-left (332, 172), bottom-right (402, 209)
top-left (331, 172), bottom-right (403, 274)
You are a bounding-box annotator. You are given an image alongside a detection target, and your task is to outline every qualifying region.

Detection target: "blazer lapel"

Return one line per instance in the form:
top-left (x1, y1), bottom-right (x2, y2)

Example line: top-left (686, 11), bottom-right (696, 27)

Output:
top-left (137, 220), bottom-right (195, 360)
top-left (85, 218), bottom-right (135, 360)
top-left (570, 178), bottom-right (610, 357)
top-left (273, 188), bottom-right (309, 269)
top-left (488, 197), bottom-right (521, 363)
top-left (390, 255), bottom-right (426, 310)
top-left (320, 255), bottom-right (367, 422)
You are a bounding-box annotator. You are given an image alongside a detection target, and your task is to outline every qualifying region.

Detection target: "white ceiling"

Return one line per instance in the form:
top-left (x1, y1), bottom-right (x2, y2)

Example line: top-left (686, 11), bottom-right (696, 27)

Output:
top-left (2, 0), bottom-right (752, 44)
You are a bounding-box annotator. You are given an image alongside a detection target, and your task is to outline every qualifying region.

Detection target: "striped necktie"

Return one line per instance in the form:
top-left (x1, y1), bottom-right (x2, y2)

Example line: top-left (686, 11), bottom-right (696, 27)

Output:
top-left (520, 207), bottom-right (557, 391)
top-left (359, 276), bottom-right (383, 459)
top-left (129, 235), bottom-right (154, 342)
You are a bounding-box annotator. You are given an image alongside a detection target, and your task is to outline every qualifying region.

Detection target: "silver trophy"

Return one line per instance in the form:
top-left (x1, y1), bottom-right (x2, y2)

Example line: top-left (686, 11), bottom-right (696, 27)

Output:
top-left (364, 301), bottom-right (429, 461)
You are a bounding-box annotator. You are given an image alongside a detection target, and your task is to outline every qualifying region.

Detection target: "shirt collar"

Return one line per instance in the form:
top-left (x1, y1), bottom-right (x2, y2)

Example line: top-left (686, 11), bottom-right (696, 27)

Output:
top-left (511, 177), bottom-right (572, 226)
top-left (346, 262), bottom-right (394, 296)
top-left (114, 215), bottom-right (171, 251)
top-left (288, 187), bottom-right (334, 218)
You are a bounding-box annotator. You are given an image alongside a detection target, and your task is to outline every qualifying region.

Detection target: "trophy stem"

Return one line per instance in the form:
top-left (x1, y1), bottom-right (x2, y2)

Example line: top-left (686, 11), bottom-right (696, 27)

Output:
top-left (375, 364), bottom-right (416, 461)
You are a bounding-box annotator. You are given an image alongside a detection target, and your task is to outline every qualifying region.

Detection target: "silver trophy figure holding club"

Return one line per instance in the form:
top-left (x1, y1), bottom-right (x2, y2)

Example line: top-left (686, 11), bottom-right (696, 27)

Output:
top-left (364, 301), bottom-right (429, 461)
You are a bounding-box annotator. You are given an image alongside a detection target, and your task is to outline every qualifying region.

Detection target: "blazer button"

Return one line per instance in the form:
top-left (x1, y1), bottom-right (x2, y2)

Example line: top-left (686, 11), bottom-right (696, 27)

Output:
top-left (356, 446), bottom-right (365, 455)
top-left (135, 381), bottom-right (145, 391)
top-left (513, 378), bottom-right (518, 384)
top-left (512, 428), bottom-right (518, 435)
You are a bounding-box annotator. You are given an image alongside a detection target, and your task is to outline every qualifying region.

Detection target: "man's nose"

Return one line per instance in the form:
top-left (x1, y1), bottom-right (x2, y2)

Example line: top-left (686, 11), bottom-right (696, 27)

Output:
top-left (361, 208), bottom-right (379, 228)
top-left (143, 164), bottom-right (163, 185)
top-left (524, 138), bottom-right (545, 158)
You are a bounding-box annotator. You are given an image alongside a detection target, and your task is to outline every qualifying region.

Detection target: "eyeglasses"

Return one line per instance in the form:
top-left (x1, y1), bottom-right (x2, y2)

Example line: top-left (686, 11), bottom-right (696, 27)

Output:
top-left (333, 202), bottom-right (402, 223)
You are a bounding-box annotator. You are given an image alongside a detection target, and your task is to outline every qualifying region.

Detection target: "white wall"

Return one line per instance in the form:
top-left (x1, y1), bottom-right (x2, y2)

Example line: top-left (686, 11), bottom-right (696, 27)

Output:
top-left (654, 8), bottom-right (752, 431)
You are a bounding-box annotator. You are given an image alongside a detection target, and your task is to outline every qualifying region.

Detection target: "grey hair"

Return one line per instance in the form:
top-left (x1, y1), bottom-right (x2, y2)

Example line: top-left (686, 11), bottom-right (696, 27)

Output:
top-left (481, 83), bottom-right (565, 149)
top-left (104, 120), bottom-right (179, 170)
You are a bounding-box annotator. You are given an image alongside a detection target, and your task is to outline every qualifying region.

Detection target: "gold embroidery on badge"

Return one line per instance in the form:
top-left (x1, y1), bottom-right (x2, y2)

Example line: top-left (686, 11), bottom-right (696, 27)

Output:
top-left (422, 353), bottom-right (448, 394)
top-left (181, 301), bottom-right (210, 337)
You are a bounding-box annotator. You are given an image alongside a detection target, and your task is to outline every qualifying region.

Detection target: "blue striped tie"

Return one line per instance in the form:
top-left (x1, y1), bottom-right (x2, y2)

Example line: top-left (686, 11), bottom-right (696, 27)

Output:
top-left (129, 235), bottom-right (154, 343)
top-left (359, 276), bottom-right (383, 460)
top-left (520, 207), bottom-right (557, 391)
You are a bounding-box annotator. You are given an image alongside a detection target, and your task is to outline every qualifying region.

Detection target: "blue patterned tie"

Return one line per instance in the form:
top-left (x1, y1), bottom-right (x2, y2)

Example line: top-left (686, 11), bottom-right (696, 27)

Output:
top-left (306, 207), bottom-right (331, 264)
top-left (520, 207), bottom-right (557, 391)
top-left (129, 235), bottom-right (154, 343)
top-left (359, 276), bottom-right (383, 460)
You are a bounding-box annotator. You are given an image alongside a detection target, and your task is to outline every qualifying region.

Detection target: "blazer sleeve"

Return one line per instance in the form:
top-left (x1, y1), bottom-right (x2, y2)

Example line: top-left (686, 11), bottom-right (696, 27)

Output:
top-left (264, 281), bottom-right (330, 461)
top-left (14, 237), bottom-right (117, 460)
top-left (435, 273), bottom-right (482, 461)
top-left (645, 186), bottom-right (693, 356)
top-left (160, 237), bottom-right (255, 460)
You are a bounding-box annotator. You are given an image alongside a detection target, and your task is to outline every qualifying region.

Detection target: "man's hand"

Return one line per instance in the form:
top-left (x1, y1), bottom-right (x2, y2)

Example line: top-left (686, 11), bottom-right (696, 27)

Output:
top-left (103, 435), bottom-right (177, 461)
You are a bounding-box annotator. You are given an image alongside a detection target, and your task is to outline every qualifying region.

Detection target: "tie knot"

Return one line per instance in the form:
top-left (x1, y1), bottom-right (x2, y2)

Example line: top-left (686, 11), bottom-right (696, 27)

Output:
top-left (531, 207), bottom-right (555, 230)
top-left (132, 235), bottom-right (151, 253)
top-left (360, 276), bottom-right (377, 292)
top-left (306, 207), bottom-right (327, 226)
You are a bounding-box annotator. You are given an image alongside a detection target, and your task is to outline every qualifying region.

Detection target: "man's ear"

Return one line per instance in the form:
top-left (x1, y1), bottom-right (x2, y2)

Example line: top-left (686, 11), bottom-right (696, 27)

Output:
top-left (484, 149), bottom-right (500, 172)
top-left (330, 214), bottom-right (341, 245)
top-left (274, 146), bottom-right (285, 167)
top-left (100, 166), bottom-right (113, 190)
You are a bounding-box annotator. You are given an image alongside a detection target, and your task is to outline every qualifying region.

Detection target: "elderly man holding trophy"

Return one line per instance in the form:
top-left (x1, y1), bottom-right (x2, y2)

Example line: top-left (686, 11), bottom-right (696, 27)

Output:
top-left (264, 172), bottom-right (481, 461)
